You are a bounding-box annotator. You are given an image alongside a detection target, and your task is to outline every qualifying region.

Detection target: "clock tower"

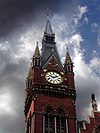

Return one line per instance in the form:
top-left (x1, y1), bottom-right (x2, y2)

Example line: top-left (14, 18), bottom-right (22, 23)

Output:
top-left (24, 19), bottom-right (77, 133)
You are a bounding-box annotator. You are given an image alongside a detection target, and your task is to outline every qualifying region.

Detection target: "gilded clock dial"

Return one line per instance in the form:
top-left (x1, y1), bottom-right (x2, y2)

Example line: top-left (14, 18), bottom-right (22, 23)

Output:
top-left (45, 71), bottom-right (63, 84)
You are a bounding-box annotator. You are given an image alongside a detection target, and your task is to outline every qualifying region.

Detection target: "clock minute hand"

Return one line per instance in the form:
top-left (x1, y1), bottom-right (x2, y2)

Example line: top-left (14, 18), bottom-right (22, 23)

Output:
top-left (50, 75), bottom-right (56, 78)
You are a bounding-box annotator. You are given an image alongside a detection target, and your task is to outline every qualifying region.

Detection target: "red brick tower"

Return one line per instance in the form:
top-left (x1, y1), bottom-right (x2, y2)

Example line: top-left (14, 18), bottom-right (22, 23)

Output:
top-left (24, 20), bottom-right (77, 133)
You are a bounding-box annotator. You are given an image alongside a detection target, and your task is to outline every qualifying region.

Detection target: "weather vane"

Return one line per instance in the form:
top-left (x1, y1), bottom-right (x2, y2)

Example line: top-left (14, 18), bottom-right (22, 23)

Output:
top-left (45, 8), bottom-right (51, 21)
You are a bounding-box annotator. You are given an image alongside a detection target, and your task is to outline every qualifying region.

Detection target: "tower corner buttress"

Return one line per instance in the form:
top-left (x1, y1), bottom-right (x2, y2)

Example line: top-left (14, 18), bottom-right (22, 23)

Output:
top-left (64, 47), bottom-right (75, 89)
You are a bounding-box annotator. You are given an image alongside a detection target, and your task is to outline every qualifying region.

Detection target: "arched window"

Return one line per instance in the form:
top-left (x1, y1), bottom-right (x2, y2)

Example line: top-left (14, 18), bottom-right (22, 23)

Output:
top-left (45, 113), bottom-right (53, 133)
top-left (42, 105), bottom-right (68, 133)
top-left (43, 104), bottom-right (54, 133)
top-left (56, 107), bottom-right (65, 133)
top-left (56, 115), bottom-right (64, 133)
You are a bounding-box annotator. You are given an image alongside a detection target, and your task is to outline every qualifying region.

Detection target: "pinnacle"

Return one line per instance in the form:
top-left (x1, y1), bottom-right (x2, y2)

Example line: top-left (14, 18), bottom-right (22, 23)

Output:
top-left (33, 42), bottom-right (40, 59)
top-left (91, 93), bottom-right (98, 112)
top-left (65, 47), bottom-right (73, 65)
top-left (27, 64), bottom-right (33, 80)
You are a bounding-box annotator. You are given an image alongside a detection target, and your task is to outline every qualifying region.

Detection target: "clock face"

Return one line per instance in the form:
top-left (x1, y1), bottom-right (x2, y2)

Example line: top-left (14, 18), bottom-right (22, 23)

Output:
top-left (45, 71), bottom-right (63, 84)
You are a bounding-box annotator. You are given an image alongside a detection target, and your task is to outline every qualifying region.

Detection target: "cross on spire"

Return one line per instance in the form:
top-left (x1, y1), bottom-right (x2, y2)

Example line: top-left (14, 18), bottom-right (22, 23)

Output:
top-left (46, 8), bottom-right (51, 21)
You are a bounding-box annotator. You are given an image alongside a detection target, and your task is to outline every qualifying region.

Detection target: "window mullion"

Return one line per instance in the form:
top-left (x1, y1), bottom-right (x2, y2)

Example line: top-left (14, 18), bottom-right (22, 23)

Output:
top-left (59, 115), bottom-right (61, 132)
top-left (43, 114), bottom-right (45, 133)
top-left (54, 115), bottom-right (57, 133)
top-left (65, 115), bottom-right (68, 133)
top-left (48, 114), bottom-right (50, 133)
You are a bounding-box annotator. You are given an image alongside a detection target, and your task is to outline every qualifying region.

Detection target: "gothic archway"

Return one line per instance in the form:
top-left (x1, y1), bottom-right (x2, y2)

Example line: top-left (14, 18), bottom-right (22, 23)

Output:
top-left (42, 104), bottom-right (55, 133)
top-left (42, 103), bottom-right (55, 113)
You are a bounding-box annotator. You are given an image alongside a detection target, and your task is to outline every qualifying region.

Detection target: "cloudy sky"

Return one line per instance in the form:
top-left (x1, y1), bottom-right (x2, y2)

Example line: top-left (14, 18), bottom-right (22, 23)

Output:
top-left (0, 0), bottom-right (100, 133)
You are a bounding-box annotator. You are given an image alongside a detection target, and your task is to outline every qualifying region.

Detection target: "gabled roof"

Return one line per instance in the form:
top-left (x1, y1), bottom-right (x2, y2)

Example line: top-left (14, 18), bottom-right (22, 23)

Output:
top-left (41, 43), bottom-right (62, 67)
top-left (43, 53), bottom-right (63, 71)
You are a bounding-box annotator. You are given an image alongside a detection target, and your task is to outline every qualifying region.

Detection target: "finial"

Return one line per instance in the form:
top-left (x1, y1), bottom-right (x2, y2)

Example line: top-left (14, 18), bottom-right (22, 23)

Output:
top-left (66, 46), bottom-right (69, 53)
top-left (37, 41), bottom-right (38, 46)
top-left (91, 93), bottom-right (95, 101)
top-left (65, 44), bottom-right (69, 52)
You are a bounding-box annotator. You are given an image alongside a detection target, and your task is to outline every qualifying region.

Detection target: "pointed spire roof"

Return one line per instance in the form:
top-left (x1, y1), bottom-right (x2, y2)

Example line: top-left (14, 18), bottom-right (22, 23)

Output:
top-left (65, 47), bottom-right (73, 65)
top-left (44, 20), bottom-right (54, 35)
top-left (41, 19), bottom-right (61, 67)
top-left (33, 42), bottom-right (40, 59)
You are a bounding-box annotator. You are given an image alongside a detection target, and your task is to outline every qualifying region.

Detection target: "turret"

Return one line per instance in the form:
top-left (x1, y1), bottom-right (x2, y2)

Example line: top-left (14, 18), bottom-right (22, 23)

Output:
top-left (31, 42), bottom-right (41, 83)
top-left (32, 42), bottom-right (41, 67)
top-left (64, 47), bottom-right (73, 73)
top-left (25, 42), bottom-right (41, 96)
top-left (64, 47), bottom-right (75, 89)
top-left (91, 93), bottom-right (98, 112)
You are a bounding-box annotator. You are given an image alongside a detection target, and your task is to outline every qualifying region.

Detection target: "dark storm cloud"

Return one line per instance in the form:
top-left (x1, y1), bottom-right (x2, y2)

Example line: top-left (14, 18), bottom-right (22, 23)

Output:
top-left (0, 44), bottom-right (27, 133)
top-left (0, 0), bottom-right (74, 37)
top-left (0, 113), bottom-right (24, 133)
top-left (0, 32), bottom-right (30, 133)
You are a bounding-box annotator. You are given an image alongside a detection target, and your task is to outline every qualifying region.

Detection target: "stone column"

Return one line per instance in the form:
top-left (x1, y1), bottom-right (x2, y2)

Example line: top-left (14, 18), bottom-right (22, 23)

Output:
top-left (43, 113), bottom-right (45, 133)
top-left (54, 115), bottom-right (57, 133)
top-left (65, 114), bottom-right (68, 133)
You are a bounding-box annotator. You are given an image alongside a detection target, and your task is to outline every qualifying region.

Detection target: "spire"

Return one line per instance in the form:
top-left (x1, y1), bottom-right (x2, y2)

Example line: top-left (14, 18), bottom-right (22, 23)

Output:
top-left (32, 42), bottom-right (41, 67)
top-left (33, 42), bottom-right (40, 59)
top-left (91, 93), bottom-right (98, 112)
top-left (44, 8), bottom-right (54, 35)
top-left (65, 47), bottom-right (73, 65)
top-left (44, 20), bottom-right (54, 35)
top-left (27, 64), bottom-right (33, 80)
top-left (64, 47), bottom-right (73, 73)
top-left (41, 19), bottom-right (61, 67)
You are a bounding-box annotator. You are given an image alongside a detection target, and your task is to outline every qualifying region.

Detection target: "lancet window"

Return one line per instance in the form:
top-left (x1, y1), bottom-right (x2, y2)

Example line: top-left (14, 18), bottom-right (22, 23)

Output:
top-left (43, 105), bottom-right (68, 133)
top-left (43, 105), bottom-right (54, 133)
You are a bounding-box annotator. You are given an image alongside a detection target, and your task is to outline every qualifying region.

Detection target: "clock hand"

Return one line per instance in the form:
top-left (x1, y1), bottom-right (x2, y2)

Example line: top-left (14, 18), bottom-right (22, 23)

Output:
top-left (50, 75), bottom-right (56, 78)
